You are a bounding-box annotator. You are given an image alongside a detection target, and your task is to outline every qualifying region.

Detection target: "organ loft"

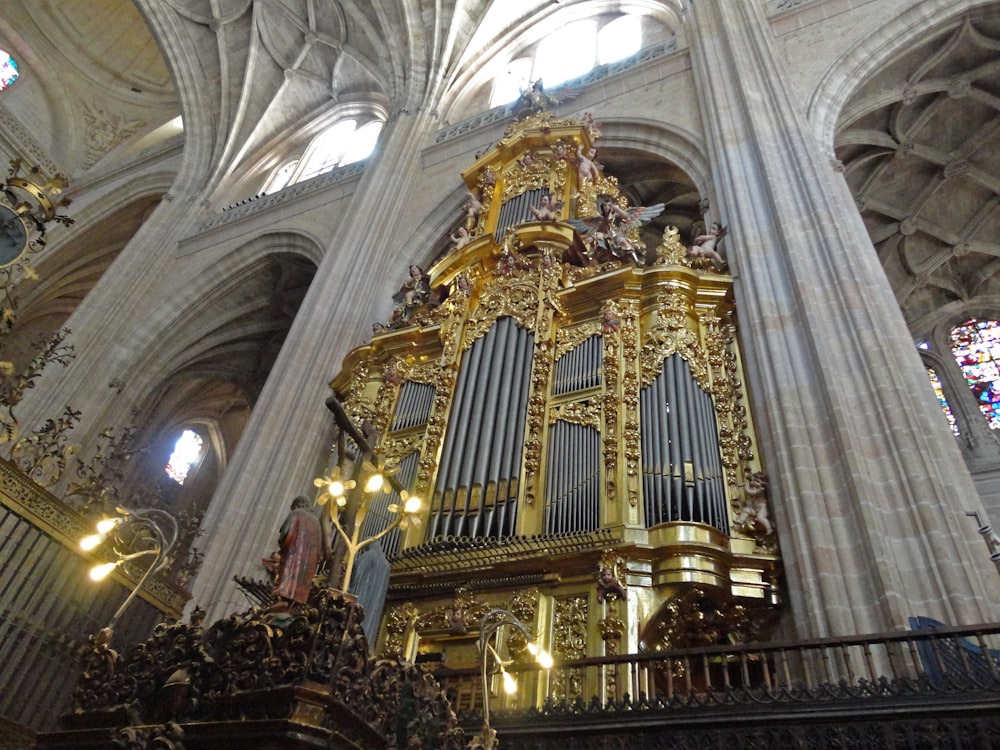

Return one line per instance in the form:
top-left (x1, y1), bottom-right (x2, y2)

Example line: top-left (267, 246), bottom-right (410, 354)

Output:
top-left (325, 111), bottom-right (782, 709)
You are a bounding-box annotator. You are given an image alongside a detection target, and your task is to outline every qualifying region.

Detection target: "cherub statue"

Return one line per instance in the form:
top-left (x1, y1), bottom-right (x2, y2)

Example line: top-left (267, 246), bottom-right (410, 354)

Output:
top-left (462, 190), bottom-right (482, 227)
top-left (596, 557), bottom-right (627, 603)
top-left (580, 111), bottom-right (602, 139)
top-left (528, 194), bottom-right (564, 222)
top-left (449, 226), bottom-right (472, 250)
top-left (497, 251), bottom-right (525, 278)
top-left (575, 145), bottom-right (602, 185)
top-left (746, 471), bottom-right (773, 536)
top-left (601, 309), bottom-right (620, 335)
top-left (733, 471), bottom-right (774, 538)
top-left (393, 264), bottom-right (431, 311)
top-left (689, 221), bottom-right (727, 269)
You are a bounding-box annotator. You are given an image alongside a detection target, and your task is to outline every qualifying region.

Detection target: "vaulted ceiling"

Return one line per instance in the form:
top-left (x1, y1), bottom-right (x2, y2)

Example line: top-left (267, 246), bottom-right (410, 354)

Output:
top-left (835, 11), bottom-right (1000, 339)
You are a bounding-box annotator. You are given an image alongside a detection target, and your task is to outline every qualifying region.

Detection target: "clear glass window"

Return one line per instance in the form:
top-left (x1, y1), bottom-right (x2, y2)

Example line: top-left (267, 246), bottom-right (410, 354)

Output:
top-left (491, 58), bottom-right (533, 108)
top-left (533, 21), bottom-right (597, 88)
top-left (299, 119), bottom-right (357, 180)
top-left (341, 120), bottom-right (384, 165)
top-left (598, 15), bottom-right (642, 65)
top-left (263, 160), bottom-right (298, 194)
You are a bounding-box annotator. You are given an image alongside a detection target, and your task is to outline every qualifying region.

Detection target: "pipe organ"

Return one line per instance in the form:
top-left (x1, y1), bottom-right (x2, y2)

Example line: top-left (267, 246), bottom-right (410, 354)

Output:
top-left (329, 112), bottom-right (781, 707)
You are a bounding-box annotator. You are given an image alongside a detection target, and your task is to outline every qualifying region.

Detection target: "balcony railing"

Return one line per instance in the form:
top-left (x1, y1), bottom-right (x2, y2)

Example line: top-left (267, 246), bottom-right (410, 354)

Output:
top-left (436, 621), bottom-right (1000, 746)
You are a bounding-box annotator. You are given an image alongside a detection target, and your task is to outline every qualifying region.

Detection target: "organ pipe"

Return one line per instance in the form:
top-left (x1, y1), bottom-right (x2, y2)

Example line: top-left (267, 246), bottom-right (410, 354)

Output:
top-left (430, 318), bottom-right (533, 540)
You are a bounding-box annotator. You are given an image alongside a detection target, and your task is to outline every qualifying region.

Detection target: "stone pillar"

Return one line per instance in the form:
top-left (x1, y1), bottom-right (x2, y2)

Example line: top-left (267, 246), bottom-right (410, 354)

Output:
top-left (190, 109), bottom-right (442, 620)
top-left (686, 0), bottom-right (1000, 636)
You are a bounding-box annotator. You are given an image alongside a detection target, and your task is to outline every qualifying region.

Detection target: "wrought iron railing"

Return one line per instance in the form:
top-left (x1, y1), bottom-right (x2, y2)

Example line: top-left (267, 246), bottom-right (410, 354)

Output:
top-left (440, 622), bottom-right (1000, 728)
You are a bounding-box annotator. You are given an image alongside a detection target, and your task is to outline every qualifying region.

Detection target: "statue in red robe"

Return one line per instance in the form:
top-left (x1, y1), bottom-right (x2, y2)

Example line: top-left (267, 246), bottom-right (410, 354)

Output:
top-left (273, 495), bottom-right (322, 605)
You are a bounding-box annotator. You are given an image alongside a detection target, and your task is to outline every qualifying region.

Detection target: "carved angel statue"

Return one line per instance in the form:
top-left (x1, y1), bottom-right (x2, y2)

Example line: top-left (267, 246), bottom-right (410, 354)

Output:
top-left (512, 78), bottom-right (578, 118)
top-left (528, 194), bottom-right (564, 222)
top-left (462, 190), bottom-right (482, 227)
top-left (391, 264), bottom-right (432, 323)
top-left (449, 225), bottom-right (472, 250)
top-left (568, 195), bottom-right (665, 265)
top-left (575, 145), bottom-right (602, 185)
top-left (580, 111), bottom-right (602, 139)
top-left (733, 471), bottom-right (773, 538)
top-left (689, 221), bottom-right (728, 269)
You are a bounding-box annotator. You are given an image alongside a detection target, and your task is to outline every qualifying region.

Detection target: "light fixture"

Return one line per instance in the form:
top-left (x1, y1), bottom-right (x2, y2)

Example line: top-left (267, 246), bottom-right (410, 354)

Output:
top-left (320, 395), bottom-right (425, 593)
top-left (471, 607), bottom-right (554, 750)
top-left (78, 506), bottom-right (178, 643)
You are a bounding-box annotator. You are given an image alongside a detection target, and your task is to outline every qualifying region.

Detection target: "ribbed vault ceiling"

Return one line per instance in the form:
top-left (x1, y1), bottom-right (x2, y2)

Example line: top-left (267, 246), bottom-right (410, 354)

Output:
top-left (835, 11), bottom-right (1000, 338)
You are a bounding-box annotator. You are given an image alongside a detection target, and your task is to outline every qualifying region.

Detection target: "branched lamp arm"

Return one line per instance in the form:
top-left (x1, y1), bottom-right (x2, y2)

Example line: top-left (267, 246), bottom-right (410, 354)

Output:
top-left (104, 506), bottom-right (178, 631)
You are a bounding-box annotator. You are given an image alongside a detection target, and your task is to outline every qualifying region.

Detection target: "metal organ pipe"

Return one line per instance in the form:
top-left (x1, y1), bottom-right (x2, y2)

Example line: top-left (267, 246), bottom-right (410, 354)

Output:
top-left (494, 188), bottom-right (549, 242)
top-left (392, 381), bottom-right (435, 431)
top-left (455, 323), bottom-right (504, 536)
top-left (500, 325), bottom-right (533, 537)
top-left (640, 354), bottom-right (728, 533)
top-left (431, 318), bottom-right (533, 541)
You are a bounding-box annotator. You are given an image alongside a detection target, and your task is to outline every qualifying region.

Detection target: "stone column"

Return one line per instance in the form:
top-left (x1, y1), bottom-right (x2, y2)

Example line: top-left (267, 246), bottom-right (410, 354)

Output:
top-left (686, 0), bottom-right (1000, 636)
top-left (190, 108), bottom-right (443, 620)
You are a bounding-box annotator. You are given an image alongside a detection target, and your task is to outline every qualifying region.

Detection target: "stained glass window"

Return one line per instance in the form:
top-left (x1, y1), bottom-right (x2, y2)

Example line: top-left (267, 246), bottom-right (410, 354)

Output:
top-left (926, 368), bottom-right (959, 436)
top-left (165, 429), bottom-right (203, 485)
top-left (950, 319), bottom-right (1000, 429)
top-left (0, 50), bottom-right (18, 92)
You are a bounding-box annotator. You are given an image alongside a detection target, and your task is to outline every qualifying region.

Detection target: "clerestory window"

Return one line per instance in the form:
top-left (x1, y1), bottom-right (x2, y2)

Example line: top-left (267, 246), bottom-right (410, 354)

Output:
top-left (489, 14), bottom-right (644, 108)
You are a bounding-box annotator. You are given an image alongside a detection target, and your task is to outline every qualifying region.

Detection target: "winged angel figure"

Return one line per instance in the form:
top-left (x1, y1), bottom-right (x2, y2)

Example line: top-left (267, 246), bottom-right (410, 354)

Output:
top-left (512, 79), bottom-right (580, 118)
top-left (568, 197), bottom-right (665, 264)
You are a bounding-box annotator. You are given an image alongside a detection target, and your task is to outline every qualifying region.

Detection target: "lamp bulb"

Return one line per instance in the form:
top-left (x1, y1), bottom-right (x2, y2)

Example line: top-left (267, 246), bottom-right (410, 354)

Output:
top-left (501, 669), bottom-right (517, 695)
top-left (96, 518), bottom-right (120, 534)
top-left (80, 534), bottom-right (103, 551)
top-left (365, 473), bottom-right (384, 493)
top-left (403, 494), bottom-right (422, 514)
top-left (89, 562), bottom-right (119, 581)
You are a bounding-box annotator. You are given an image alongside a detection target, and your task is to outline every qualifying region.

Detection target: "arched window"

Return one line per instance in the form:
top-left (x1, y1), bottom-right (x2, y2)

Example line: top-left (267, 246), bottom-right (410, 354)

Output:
top-left (263, 160), bottom-right (298, 195)
top-left (341, 120), bottom-right (384, 165)
top-left (165, 428), bottom-right (205, 485)
top-left (0, 50), bottom-right (19, 92)
top-left (490, 58), bottom-right (533, 108)
top-left (299, 119), bottom-right (358, 181)
top-left (950, 319), bottom-right (1000, 429)
top-left (487, 15), bottom-right (646, 109)
top-left (926, 367), bottom-right (959, 436)
top-left (598, 15), bottom-right (642, 65)
top-left (534, 21), bottom-right (597, 88)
